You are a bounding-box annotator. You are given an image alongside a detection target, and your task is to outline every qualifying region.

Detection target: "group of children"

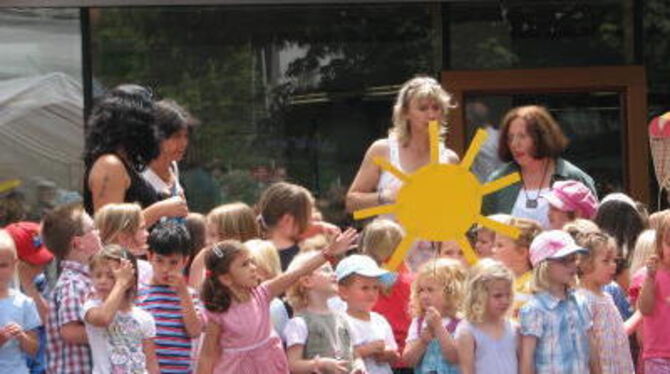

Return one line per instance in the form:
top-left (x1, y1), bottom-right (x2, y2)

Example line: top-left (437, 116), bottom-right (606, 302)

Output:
top-left (0, 178), bottom-right (668, 374)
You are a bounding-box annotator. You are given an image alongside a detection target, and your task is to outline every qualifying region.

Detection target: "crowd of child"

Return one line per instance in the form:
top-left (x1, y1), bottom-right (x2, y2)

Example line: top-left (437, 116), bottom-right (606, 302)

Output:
top-left (0, 175), bottom-right (668, 374)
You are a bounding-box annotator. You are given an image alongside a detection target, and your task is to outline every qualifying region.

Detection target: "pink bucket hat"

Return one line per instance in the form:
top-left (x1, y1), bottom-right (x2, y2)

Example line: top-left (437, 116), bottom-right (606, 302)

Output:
top-left (529, 230), bottom-right (587, 267)
top-left (544, 180), bottom-right (598, 219)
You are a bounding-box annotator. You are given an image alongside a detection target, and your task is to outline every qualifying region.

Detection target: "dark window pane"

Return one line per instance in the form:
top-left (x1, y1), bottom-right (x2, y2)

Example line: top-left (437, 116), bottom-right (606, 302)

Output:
top-left (449, 1), bottom-right (628, 69)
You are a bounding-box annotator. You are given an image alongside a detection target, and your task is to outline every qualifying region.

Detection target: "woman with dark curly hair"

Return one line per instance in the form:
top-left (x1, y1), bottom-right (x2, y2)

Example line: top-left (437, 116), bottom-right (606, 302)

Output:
top-left (83, 84), bottom-right (188, 226)
top-left (142, 99), bottom-right (198, 201)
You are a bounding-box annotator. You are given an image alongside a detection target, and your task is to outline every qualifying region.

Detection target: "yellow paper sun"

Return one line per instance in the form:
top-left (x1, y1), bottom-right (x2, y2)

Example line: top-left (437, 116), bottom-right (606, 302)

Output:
top-left (354, 121), bottom-right (521, 270)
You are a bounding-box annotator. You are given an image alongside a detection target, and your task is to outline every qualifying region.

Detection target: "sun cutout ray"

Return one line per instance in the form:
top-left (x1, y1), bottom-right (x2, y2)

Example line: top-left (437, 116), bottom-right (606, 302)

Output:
top-left (354, 121), bottom-right (521, 270)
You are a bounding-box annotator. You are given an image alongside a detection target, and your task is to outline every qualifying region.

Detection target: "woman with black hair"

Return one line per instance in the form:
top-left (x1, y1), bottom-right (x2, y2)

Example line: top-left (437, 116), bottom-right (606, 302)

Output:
top-left (141, 99), bottom-right (198, 201)
top-left (83, 84), bottom-right (188, 226)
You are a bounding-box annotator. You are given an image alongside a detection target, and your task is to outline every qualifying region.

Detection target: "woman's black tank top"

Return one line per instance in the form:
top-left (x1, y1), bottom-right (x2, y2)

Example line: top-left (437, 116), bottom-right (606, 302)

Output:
top-left (83, 154), bottom-right (160, 215)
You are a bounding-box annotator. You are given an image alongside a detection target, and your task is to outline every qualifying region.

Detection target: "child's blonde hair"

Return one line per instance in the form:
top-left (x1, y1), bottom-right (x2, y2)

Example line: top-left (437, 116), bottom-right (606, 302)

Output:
top-left (506, 217), bottom-right (543, 249)
top-left (94, 203), bottom-right (142, 244)
top-left (246, 239), bottom-right (281, 280)
top-left (629, 229), bottom-right (656, 275)
top-left (563, 218), bottom-right (600, 240)
top-left (409, 258), bottom-right (466, 317)
top-left (360, 219), bottom-right (404, 264)
top-left (576, 232), bottom-right (616, 277)
top-left (656, 214), bottom-right (670, 260)
top-left (463, 259), bottom-right (514, 323)
top-left (299, 234), bottom-right (331, 253)
top-left (391, 76), bottom-right (455, 146)
top-left (649, 210), bottom-right (669, 231)
top-left (207, 202), bottom-right (259, 242)
top-left (285, 252), bottom-right (319, 311)
top-left (529, 261), bottom-right (554, 293)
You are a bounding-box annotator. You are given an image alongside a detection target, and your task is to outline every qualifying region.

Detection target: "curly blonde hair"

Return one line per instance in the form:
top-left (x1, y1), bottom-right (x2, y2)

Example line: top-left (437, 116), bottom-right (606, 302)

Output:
top-left (391, 76), bottom-right (455, 146)
top-left (463, 259), bottom-right (514, 323)
top-left (409, 258), bottom-right (466, 318)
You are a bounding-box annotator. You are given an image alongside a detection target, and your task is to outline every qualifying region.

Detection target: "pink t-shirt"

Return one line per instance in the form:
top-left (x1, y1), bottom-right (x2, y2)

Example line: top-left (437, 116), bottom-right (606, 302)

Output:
top-left (630, 267), bottom-right (670, 359)
top-left (204, 284), bottom-right (288, 374)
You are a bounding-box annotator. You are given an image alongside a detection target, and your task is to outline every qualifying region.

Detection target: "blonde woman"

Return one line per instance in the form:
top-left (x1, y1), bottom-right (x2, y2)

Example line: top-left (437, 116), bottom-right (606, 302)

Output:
top-left (346, 76), bottom-right (459, 272)
top-left (94, 202), bottom-right (152, 284)
top-left (456, 259), bottom-right (517, 374)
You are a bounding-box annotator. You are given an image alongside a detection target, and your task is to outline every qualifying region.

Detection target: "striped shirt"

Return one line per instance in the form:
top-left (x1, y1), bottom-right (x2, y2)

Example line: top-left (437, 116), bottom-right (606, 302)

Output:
top-left (45, 260), bottom-right (93, 374)
top-left (137, 284), bottom-right (202, 374)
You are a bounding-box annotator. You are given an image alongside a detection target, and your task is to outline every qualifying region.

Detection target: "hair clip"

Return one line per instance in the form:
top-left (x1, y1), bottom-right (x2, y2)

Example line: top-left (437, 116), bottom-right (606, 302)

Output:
top-left (212, 245), bottom-right (224, 258)
top-left (256, 214), bottom-right (268, 230)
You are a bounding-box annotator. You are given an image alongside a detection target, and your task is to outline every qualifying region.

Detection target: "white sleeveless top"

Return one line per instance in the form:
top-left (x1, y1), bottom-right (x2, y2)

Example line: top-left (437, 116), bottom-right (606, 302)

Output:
top-left (377, 135), bottom-right (451, 193)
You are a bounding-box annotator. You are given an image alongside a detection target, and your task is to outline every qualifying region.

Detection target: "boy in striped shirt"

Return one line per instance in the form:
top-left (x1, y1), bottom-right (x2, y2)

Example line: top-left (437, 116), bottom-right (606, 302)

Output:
top-left (137, 221), bottom-right (203, 374)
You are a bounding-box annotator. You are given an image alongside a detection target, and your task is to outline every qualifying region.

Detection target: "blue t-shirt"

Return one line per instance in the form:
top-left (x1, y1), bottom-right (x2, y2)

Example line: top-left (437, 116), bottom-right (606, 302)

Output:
top-left (0, 289), bottom-right (42, 374)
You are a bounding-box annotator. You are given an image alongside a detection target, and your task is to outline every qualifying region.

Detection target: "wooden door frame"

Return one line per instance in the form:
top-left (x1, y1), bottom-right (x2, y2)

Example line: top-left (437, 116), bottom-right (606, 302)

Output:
top-left (442, 65), bottom-right (649, 203)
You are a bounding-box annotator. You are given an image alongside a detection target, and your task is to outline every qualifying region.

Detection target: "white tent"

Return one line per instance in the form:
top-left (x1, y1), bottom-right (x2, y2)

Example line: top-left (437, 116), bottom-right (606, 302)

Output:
top-left (0, 72), bottom-right (84, 195)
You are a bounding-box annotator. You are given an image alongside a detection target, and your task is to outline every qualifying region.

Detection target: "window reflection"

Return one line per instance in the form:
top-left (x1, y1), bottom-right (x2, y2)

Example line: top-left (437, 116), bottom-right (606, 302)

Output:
top-left (0, 8), bottom-right (83, 225)
top-left (90, 5), bottom-right (440, 224)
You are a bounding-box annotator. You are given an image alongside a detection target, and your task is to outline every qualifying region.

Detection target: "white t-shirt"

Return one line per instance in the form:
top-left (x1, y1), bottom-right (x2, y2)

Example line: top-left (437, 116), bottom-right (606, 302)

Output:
top-left (284, 316), bottom-right (309, 348)
top-left (344, 312), bottom-right (397, 374)
top-left (82, 298), bottom-right (156, 374)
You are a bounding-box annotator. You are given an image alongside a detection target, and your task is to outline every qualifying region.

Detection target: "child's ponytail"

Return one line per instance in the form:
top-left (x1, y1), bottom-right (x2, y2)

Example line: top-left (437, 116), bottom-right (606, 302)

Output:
top-left (201, 240), bottom-right (247, 313)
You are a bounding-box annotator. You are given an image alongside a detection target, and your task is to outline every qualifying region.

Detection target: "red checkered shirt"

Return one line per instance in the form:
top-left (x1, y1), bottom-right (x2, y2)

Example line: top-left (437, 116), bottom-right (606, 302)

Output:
top-left (46, 260), bottom-right (92, 374)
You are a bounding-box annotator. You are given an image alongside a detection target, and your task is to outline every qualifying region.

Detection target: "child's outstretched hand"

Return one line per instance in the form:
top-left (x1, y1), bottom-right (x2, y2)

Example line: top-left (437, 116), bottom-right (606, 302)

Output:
top-left (325, 227), bottom-right (358, 257)
top-left (113, 259), bottom-right (135, 290)
top-left (647, 255), bottom-right (659, 279)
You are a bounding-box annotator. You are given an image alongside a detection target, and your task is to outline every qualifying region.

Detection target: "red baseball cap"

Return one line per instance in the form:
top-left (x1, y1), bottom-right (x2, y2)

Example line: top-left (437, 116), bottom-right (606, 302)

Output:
top-left (4, 222), bottom-right (54, 266)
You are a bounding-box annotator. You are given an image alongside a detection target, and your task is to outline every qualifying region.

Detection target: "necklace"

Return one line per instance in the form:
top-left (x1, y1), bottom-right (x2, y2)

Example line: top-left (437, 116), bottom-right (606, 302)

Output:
top-left (521, 159), bottom-right (550, 209)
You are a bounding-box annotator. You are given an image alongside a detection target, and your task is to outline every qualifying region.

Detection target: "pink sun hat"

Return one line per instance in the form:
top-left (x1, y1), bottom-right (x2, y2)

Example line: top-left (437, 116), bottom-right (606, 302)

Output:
top-left (544, 180), bottom-right (598, 219)
top-left (529, 230), bottom-right (587, 267)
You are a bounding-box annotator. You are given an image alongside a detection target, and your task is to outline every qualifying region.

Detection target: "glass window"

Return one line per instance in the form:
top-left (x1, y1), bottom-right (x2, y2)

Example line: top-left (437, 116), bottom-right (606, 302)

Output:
top-left (448, 0), bottom-right (629, 70)
top-left (0, 8), bottom-right (83, 225)
top-left (90, 4), bottom-right (441, 224)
